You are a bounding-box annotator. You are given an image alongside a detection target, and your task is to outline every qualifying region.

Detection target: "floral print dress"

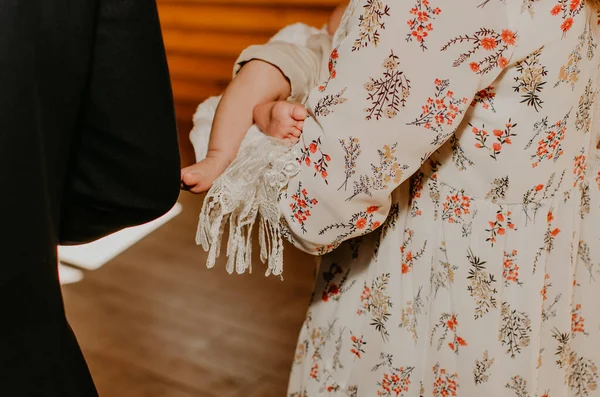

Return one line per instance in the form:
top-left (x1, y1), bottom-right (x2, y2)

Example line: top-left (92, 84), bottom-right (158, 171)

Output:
top-left (274, 0), bottom-right (600, 396)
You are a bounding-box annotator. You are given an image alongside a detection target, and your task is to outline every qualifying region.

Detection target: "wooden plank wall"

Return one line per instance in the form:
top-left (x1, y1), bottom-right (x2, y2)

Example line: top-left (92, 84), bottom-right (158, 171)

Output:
top-left (157, 0), bottom-right (339, 165)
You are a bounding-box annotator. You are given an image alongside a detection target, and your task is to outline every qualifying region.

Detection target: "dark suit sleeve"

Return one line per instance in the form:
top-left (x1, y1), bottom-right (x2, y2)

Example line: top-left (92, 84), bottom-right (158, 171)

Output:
top-left (59, 0), bottom-right (181, 245)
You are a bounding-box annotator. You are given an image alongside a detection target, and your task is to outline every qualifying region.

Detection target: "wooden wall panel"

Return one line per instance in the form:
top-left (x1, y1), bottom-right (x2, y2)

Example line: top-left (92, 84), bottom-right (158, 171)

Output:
top-left (159, 4), bottom-right (333, 34)
top-left (157, 0), bottom-right (337, 165)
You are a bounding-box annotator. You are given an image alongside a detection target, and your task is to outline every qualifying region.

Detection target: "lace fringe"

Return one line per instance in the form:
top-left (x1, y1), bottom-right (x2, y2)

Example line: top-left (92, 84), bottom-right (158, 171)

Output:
top-left (196, 3), bottom-right (357, 275)
top-left (197, 135), bottom-right (300, 276)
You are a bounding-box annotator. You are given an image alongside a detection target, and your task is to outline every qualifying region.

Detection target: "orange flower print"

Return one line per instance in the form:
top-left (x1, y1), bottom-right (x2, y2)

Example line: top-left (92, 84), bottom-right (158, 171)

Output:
top-left (377, 366), bottom-right (415, 397)
top-left (472, 119), bottom-right (517, 160)
top-left (358, 286), bottom-right (372, 316)
top-left (550, 0), bottom-right (584, 35)
top-left (486, 209), bottom-right (515, 247)
top-left (442, 27), bottom-right (517, 75)
top-left (573, 151), bottom-right (587, 187)
top-left (502, 250), bottom-right (522, 286)
top-left (289, 183), bottom-right (318, 234)
top-left (409, 79), bottom-right (468, 133)
top-left (320, 262), bottom-right (352, 303)
top-left (321, 284), bottom-right (339, 302)
top-left (315, 243), bottom-right (341, 256)
top-left (526, 112), bottom-right (570, 168)
top-left (309, 363), bottom-right (319, 379)
top-left (547, 217), bottom-right (560, 238)
top-left (562, 17), bottom-right (574, 32)
top-left (432, 313), bottom-right (466, 354)
top-left (432, 363), bottom-right (458, 397)
top-left (447, 314), bottom-right (457, 331)
top-left (441, 190), bottom-right (471, 224)
top-left (532, 205), bottom-right (564, 274)
top-left (501, 29), bottom-right (517, 45)
top-left (356, 217), bottom-right (368, 230)
top-left (481, 36), bottom-right (497, 50)
top-left (399, 229), bottom-right (427, 274)
top-left (552, 4), bottom-right (563, 15)
top-left (320, 207), bottom-right (381, 246)
top-left (367, 205), bottom-right (380, 214)
top-left (471, 86), bottom-right (497, 112)
top-left (318, 47), bottom-right (340, 92)
top-left (350, 333), bottom-right (366, 359)
top-left (406, 0), bottom-right (441, 51)
top-left (298, 137), bottom-right (332, 184)
top-left (541, 274), bottom-right (551, 301)
top-left (572, 303), bottom-right (587, 335)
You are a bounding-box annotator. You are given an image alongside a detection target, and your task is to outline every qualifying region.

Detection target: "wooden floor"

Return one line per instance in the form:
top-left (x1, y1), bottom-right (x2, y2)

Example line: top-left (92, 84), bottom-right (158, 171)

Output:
top-left (62, 192), bottom-right (316, 397)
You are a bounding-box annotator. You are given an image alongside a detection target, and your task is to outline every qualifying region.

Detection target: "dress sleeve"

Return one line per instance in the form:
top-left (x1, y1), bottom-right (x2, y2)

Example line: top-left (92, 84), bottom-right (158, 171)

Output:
top-left (280, 0), bottom-right (520, 255)
top-left (198, 0), bottom-right (521, 276)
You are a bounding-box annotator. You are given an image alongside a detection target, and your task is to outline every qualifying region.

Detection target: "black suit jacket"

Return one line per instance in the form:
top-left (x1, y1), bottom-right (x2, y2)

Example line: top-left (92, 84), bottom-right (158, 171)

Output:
top-left (0, 1), bottom-right (180, 395)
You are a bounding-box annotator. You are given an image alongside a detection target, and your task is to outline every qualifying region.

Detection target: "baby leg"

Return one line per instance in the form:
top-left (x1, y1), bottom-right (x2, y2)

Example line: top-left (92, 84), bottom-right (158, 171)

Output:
top-left (181, 60), bottom-right (293, 194)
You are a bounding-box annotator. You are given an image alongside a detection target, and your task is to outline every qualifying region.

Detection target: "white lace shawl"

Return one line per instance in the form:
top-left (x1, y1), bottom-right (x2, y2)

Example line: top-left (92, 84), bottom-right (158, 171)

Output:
top-left (196, 3), bottom-right (358, 276)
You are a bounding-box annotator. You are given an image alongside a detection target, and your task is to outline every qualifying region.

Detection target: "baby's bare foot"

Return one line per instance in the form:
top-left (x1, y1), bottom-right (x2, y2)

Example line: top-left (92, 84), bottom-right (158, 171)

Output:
top-left (180, 155), bottom-right (230, 194)
top-left (254, 101), bottom-right (308, 145)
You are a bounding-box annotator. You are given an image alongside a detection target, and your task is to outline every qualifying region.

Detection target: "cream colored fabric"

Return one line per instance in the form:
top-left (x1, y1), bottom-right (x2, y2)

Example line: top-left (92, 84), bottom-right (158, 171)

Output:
top-left (234, 28), bottom-right (332, 104)
top-left (201, 0), bottom-right (600, 395)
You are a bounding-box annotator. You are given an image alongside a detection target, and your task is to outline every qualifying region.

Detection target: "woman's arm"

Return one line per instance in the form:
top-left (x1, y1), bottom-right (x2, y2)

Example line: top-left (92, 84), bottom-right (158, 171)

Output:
top-left (198, 0), bottom-right (522, 275)
top-left (280, 0), bottom-right (520, 255)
